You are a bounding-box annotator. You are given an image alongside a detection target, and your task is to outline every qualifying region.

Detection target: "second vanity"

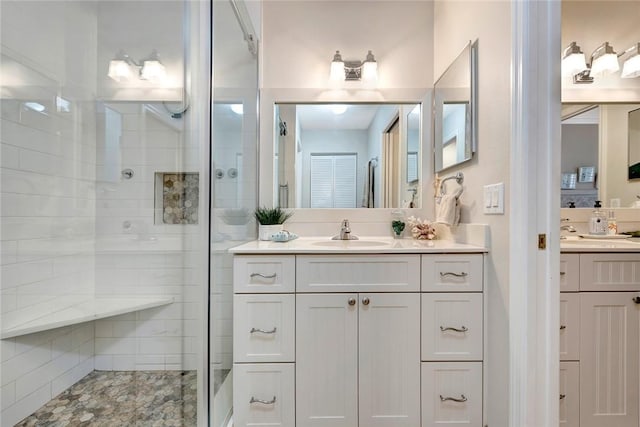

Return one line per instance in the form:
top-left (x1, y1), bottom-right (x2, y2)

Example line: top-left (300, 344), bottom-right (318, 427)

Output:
top-left (560, 239), bottom-right (640, 427)
top-left (229, 237), bottom-right (488, 427)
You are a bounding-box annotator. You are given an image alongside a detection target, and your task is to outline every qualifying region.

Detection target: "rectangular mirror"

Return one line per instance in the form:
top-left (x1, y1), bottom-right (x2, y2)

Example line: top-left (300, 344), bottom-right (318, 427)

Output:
top-left (434, 40), bottom-right (478, 173)
top-left (274, 103), bottom-right (421, 209)
top-left (628, 107), bottom-right (640, 180)
top-left (561, 104), bottom-right (640, 208)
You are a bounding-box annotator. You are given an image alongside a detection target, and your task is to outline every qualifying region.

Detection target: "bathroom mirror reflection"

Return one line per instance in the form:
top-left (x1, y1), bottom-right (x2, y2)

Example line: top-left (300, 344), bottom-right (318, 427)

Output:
top-left (273, 103), bottom-right (421, 209)
top-left (561, 103), bottom-right (640, 208)
top-left (434, 40), bottom-right (478, 173)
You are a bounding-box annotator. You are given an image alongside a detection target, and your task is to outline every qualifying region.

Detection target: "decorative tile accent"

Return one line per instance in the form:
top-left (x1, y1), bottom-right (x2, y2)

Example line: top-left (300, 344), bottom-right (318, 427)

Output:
top-left (158, 173), bottom-right (199, 224)
top-left (15, 370), bottom-right (197, 426)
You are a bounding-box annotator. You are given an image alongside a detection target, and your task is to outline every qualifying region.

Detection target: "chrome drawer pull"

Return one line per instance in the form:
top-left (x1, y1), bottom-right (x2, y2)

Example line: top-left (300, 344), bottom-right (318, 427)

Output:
top-left (633, 296), bottom-right (640, 304)
top-left (559, 394), bottom-right (566, 400)
top-left (560, 272), bottom-right (566, 276)
top-left (250, 273), bottom-right (277, 279)
top-left (440, 326), bottom-right (468, 333)
top-left (559, 325), bottom-right (567, 330)
top-left (250, 327), bottom-right (277, 334)
top-left (440, 272), bottom-right (468, 278)
top-left (440, 394), bottom-right (467, 403)
top-left (250, 396), bottom-right (276, 405)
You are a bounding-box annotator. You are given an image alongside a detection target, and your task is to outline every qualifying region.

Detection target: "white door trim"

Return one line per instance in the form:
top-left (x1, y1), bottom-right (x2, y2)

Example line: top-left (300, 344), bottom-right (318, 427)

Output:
top-left (510, 1), bottom-right (561, 426)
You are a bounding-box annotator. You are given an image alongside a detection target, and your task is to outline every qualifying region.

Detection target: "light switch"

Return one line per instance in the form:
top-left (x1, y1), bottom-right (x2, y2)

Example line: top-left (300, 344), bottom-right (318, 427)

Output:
top-left (483, 182), bottom-right (505, 214)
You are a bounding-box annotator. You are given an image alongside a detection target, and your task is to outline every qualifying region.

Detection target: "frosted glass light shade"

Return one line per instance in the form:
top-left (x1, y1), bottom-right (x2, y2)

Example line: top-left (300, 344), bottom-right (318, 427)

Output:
top-left (108, 59), bottom-right (133, 82)
top-left (362, 61), bottom-right (378, 84)
top-left (561, 52), bottom-right (587, 77)
top-left (330, 60), bottom-right (345, 82)
top-left (621, 54), bottom-right (640, 78)
top-left (590, 53), bottom-right (619, 77)
top-left (140, 60), bottom-right (166, 82)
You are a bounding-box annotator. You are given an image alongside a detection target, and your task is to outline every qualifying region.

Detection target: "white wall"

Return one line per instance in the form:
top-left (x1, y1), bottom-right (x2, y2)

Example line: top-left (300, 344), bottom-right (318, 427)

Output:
top-left (434, 2), bottom-right (511, 425)
top-left (562, 1), bottom-right (640, 102)
top-left (0, 1), bottom-right (98, 424)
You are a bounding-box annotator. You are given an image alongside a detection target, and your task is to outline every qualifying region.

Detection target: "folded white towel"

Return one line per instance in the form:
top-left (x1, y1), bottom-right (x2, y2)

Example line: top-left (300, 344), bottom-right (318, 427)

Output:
top-left (436, 194), bottom-right (460, 226)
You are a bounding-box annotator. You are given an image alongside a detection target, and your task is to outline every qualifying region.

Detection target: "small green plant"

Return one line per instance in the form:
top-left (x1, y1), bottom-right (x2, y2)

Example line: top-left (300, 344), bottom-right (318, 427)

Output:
top-left (392, 220), bottom-right (406, 235)
top-left (254, 206), bottom-right (293, 225)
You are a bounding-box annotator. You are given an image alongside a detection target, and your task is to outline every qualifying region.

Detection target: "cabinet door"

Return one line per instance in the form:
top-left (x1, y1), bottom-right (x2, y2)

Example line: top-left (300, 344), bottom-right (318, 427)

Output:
top-left (559, 361), bottom-right (579, 427)
top-left (296, 294), bottom-right (358, 427)
top-left (421, 362), bottom-right (483, 427)
top-left (233, 363), bottom-right (295, 427)
top-left (560, 253), bottom-right (579, 292)
top-left (559, 293), bottom-right (579, 361)
top-left (359, 293), bottom-right (421, 426)
top-left (580, 292), bottom-right (639, 427)
top-left (422, 293), bottom-right (483, 361)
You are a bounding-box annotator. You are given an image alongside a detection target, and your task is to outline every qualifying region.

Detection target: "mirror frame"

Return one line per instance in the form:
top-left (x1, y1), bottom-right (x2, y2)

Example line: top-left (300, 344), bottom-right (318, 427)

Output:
top-left (433, 40), bottom-right (478, 173)
top-left (259, 89), bottom-right (433, 214)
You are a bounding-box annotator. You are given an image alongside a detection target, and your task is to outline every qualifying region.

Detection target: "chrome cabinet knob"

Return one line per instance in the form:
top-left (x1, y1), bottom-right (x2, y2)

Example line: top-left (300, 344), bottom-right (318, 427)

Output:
top-left (348, 298), bottom-right (356, 306)
top-left (362, 297), bottom-right (370, 306)
top-left (633, 296), bottom-right (640, 304)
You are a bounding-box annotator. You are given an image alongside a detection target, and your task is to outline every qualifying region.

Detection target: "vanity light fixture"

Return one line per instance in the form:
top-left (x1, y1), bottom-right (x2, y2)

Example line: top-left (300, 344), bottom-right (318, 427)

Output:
top-left (589, 42), bottom-right (619, 77)
top-left (561, 42), bottom-right (588, 77)
top-left (107, 49), bottom-right (167, 83)
top-left (329, 50), bottom-right (378, 84)
top-left (621, 43), bottom-right (640, 78)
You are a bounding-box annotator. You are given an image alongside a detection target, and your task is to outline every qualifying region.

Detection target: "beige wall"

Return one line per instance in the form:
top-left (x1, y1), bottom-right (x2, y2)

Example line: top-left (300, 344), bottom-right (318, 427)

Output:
top-left (434, 2), bottom-right (511, 425)
top-left (261, 1), bottom-right (433, 89)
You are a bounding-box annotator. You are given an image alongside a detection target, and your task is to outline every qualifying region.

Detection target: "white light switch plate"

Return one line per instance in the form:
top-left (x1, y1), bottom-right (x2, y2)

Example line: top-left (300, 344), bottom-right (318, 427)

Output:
top-left (483, 183), bottom-right (505, 214)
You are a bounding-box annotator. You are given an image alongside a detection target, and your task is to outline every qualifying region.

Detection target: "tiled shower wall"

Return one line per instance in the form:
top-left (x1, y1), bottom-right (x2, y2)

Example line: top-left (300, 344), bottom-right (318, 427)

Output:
top-left (0, 2), bottom-right (98, 424)
top-left (93, 104), bottom-right (201, 371)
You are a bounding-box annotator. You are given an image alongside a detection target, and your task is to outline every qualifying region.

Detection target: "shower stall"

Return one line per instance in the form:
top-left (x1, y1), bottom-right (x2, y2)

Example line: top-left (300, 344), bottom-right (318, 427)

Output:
top-left (0, 0), bottom-right (258, 425)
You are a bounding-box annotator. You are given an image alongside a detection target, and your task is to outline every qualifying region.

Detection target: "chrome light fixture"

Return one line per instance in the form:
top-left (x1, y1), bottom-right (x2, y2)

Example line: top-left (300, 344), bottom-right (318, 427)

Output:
top-left (108, 49), bottom-right (166, 83)
top-left (562, 42), bottom-right (587, 77)
top-left (589, 42), bottom-right (619, 77)
top-left (329, 50), bottom-right (378, 84)
top-left (621, 43), bottom-right (640, 79)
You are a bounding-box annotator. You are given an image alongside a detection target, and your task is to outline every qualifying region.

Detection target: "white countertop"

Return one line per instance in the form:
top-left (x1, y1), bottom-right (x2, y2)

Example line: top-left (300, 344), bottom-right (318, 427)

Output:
top-left (561, 236), bottom-right (640, 252)
top-left (229, 237), bottom-right (487, 254)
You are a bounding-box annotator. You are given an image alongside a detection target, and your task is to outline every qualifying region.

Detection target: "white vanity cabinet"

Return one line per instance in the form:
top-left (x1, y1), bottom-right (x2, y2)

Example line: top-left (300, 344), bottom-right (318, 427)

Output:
top-left (296, 293), bottom-right (420, 427)
top-left (559, 251), bottom-right (640, 427)
top-left (231, 247), bottom-right (486, 427)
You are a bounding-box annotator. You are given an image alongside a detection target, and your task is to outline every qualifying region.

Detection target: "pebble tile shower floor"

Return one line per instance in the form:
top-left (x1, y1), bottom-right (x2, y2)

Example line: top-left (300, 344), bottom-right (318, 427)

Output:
top-left (15, 371), bottom-right (197, 427)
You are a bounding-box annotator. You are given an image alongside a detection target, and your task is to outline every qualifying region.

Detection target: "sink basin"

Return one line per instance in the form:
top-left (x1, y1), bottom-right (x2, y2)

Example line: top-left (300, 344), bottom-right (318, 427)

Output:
top-left (312, 240), bottom-right (391, 247)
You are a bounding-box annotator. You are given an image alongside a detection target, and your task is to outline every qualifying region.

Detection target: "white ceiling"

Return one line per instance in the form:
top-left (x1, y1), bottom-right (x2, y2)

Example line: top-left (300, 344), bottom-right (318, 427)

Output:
top-left (296, 104), bottom-right (382, 130)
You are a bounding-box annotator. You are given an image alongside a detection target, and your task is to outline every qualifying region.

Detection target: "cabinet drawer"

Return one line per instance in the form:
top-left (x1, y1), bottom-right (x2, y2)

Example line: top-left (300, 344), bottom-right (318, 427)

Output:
top-left (296, 255), bottom-right (420, 292)
top-left (233, 294), bottom-right (295, 363)
top-left (560, 254), bottom-right (579, 292)
top-left (559, 293), bottom-right (579, 361)
top-left (422, 254), bottom-right (483, 292)
top-left (579, 253), bottom-right (640, 291)
top-left (422, 293), bottom-right (483, 361)
top-left (559, 361), bottom-right (579, 427)
top-left (234, 255), bottom-right (295, 293)
top-left (421, 362), bottom-right (483, 427)
top-left (233, 363), bottom-right (295, 427)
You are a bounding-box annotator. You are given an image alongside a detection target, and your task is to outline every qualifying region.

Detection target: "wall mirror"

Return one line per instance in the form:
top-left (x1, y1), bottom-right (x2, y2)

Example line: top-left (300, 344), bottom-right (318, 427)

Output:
top-left (561, 103), bottom-right (640, 208)
top-left (434, 40), bottom-right (478, 173)
top-left (273, 103), bottom-right (421, 209)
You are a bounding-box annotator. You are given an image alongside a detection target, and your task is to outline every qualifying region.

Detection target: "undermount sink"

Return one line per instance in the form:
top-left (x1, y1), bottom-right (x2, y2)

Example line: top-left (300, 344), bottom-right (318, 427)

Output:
top-left (312, 240), bottom-right (391, 247)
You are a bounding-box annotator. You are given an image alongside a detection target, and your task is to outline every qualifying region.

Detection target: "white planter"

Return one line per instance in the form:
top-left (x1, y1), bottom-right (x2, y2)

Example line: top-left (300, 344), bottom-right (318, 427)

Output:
top-left (258, 224), bottom-right (283, 241)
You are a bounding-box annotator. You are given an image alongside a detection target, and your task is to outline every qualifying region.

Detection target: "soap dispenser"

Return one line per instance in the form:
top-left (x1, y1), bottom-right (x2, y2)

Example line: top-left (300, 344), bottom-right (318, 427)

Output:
top-left (589, 200), bottom-right (607, 235)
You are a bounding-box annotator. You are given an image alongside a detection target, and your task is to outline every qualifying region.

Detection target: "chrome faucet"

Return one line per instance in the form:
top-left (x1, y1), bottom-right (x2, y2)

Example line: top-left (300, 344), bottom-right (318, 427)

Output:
top-left (560, 218), bottom-right (577, 239)
top-left (332, 219), bottom-right (359, 240)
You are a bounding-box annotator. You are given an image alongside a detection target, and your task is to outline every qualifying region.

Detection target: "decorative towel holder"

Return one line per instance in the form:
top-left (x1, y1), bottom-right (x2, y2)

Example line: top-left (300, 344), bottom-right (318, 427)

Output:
top-left (436, 172), bottom-right (464, 204)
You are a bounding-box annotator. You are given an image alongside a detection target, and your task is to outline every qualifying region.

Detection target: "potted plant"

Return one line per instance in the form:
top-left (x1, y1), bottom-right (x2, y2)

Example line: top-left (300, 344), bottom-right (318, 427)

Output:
top-left (254, 206), bottom-right (293, 240)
